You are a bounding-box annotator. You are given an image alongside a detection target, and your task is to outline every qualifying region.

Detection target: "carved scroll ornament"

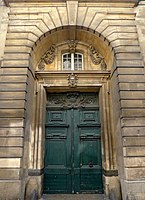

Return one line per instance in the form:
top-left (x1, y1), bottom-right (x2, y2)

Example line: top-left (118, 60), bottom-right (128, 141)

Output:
top-left (89, 45), bottom-right (107, 70)
top-left (38, 44), bottom-right (56, 70)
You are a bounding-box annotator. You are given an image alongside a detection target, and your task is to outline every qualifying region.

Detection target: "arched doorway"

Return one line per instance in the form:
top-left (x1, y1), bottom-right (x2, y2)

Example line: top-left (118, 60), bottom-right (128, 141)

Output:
top-left (29, 26), bottom-right (118, 198)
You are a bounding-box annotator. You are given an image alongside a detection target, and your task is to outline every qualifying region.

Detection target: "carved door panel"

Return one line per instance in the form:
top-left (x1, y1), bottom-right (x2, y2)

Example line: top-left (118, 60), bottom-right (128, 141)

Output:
top-left (44, 93), bottom-right (103, 194)
top-left (75, 109), bottom-right (103, 193)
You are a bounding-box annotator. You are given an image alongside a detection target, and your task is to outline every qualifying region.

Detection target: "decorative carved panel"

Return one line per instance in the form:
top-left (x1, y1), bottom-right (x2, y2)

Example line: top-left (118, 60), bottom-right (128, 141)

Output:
top-left (67, 73), bottom-right (78, 87)
top-left (89, 45), bottom-right (107, 70)
top-left (38, 44), bottom-right (56, 70)
top-left (47, 92), bottom-right (98, 108)
top-left (67, 40), bottom-right (78, 53)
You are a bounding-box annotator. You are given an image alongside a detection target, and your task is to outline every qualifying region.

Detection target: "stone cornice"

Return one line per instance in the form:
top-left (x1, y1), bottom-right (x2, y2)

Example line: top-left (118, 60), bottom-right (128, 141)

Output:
top-left (35, 70), bottom-right (111, 90)
top-left (4, 0), bottom-right (140, 7)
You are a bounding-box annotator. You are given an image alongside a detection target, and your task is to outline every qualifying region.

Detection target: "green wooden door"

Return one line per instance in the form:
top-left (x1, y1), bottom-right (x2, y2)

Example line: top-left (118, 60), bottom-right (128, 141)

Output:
top-left (44, 93), bottom-right (103, 194)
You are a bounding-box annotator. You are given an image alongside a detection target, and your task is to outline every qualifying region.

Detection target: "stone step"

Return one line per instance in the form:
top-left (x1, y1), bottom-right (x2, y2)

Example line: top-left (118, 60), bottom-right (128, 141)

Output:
top-left (39, 194), bottom-right (110, 200)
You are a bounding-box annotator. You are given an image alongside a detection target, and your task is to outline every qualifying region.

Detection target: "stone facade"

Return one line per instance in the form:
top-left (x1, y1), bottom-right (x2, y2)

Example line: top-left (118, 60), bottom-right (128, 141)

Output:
top-left (0, 0), bottom-right (145, 199)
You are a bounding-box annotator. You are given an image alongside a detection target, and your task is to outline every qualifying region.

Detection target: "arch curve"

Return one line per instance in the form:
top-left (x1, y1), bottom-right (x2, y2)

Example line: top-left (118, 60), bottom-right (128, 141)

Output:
top-left (31, 26), bottom-right (115, 71)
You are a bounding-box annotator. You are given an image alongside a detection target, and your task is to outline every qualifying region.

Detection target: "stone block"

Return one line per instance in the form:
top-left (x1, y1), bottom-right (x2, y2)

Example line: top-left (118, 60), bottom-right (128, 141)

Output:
top-left (103, 25), bottom-right (136, 38)
top-left (96, 19), bottom-right (108, 33)
top-left (0, 100), bottom-right (25, 108)
top-left (0, 138), bottom-right (23, 147)
top-left (7, 32), bottom-right (38, 42)
top-left (1, 67), bottom-right (28, 74)
top-left (0, 169), bottom-right (21, 179)
top-left (121, 179), bottom-right (145, 200)
top-left (67, 1), bottom-right (78, 25)
top-left (119, 82), bottom-right (145, 91)
top-left (118, 74), bottom-right (144, 82)
top-left (122, 127), bottom-right (145, 136)
top-left (0, 180), bottom-right (21, 200)
top-left (116, 59), bottom-right (144, 67)
top-left (0, 83), bottom-right (27, 91)
top-left (41, 13), bottom-right (55, 30)
top-left (25, 175), bottom-right (43, 200)
top-left (0, 147), bottom-right (23, 157)
top-left (5, 39), bottom-right (33, 47)
top-left (112, 39), bottom-right (139, 48)
top-left (0, 118), bottom-right (24, 127)
top-left (89, 13), bottom-right (106, 30)
top-left (121, 108), bottom-right (145, 117)
top-left (4, 46), bottom-right (31, 53)
top-left (123, 137), bottom-right (145, 146)
top-left (116, 53), bottom-right (142, 60)
top-left (108, 32), bottom-right (138, 42)
top-left (104, 176), bottom-right (122, 200)
top-left (48, 7), bottom-right (62, 27)
top-left (10, 6), bottom-right (52, 14)
top-left (125, 167), bottom-right (145, 180)
top-left (108, 19), bottom-right (135, 26)
top-left (8, 24), bottom-right (43, 37)
top-left (0, 109), bottom-right (25, 118)
top-left (0, 6), bottom-right (9, 61)
top-left (77, 7), bottom-right (88, 26)
top-left (123, 147), bottom-right (145, 157)
top-left (120, 91), bottom-right (145, 99)
top-left (117, 66), bottom-right (144, 75)
top-left (0, 158), bottom-right (21, 168)
top-left (121, 100), bottom-right (145, 108)
top-left (115, 46), bottom-right (141, 53)
top-left (0, 127), bottom-right (24, 137)
top-left (0, 91), bottom-right (26, 99)
top-left (2, 60), bottom-right (29, 67)
top-left (0, 75), bottom-right (28, 82)
top-left (124, 157), bottom-right (145, 167)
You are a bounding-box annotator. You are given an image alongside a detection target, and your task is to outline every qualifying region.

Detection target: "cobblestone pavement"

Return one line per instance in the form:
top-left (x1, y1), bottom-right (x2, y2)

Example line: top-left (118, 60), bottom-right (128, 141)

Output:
top-left (40, 194), bottom-right (110, 200)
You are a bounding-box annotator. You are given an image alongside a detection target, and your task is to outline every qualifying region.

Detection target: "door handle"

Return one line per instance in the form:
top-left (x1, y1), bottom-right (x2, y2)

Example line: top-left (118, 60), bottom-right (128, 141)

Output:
top-left (89, 161), bottom-right (93, 168)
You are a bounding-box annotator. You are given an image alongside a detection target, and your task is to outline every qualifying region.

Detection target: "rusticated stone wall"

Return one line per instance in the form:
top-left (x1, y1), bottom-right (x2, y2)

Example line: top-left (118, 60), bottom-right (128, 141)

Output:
top-left (0, 1), bottom-right (145, 199)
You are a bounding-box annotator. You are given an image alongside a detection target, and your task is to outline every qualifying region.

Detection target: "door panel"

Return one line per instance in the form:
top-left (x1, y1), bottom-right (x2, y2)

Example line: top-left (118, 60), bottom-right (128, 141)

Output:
top-left (44, 110), bottom-right (72, 193)
top-left (77, 109), bottom-right (103, 193)
top-left (44, 92), bottom-right (103, 194)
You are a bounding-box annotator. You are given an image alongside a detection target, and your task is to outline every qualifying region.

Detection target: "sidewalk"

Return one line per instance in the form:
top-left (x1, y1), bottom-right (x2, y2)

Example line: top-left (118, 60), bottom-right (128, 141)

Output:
top-left (40, 194), bottom-right (110, 200)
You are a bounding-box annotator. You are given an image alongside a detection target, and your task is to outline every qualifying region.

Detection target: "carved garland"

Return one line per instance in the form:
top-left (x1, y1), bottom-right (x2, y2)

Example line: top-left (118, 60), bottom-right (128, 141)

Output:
top-left (38, 44), bottom-right (56, 70)
top-left (47, 92), bottom-right (98, 108)
top-left (89, 45), bottom-right (107, 70)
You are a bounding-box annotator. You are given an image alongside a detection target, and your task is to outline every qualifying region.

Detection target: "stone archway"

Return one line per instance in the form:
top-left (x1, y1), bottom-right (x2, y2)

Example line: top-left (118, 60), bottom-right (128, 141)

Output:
top-left (25, 26), bottom-right (120, 199)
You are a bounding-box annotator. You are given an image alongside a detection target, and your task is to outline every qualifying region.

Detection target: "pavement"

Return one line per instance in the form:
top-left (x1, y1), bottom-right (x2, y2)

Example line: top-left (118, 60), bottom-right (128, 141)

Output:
top-left (40, 194), bottom-right (110, 200)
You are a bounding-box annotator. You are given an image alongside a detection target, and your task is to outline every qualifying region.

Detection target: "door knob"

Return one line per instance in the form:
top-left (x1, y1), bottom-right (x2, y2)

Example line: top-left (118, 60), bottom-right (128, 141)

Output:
top-left (89, 161), bottom-right (93, 168)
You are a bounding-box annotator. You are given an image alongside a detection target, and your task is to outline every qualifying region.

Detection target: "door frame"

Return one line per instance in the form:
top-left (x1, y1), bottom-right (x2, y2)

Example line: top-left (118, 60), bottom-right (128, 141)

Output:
top-left (44, 92), bottom-right (103, 194)
top-left (28, 71), bottom-right (117, 196)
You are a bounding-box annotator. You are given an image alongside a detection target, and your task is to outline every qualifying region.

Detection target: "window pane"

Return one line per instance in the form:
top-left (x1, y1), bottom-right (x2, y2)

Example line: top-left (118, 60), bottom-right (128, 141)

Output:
top-left (63, 53), bottom-right (71, 70)
top-left (62, 53), bottom-right (83, 70)
top-left (74, 53), bottom-right (82, 70)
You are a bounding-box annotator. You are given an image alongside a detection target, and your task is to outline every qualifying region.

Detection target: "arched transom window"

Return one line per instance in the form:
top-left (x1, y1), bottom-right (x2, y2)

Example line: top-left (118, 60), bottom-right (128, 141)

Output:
top-left (62, 52), bottom-right (83, 70)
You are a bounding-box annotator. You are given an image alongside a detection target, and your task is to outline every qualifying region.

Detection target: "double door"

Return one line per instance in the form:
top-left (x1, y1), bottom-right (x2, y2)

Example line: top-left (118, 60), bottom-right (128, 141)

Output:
top-left (44, 93), bottom-right (103, 194)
